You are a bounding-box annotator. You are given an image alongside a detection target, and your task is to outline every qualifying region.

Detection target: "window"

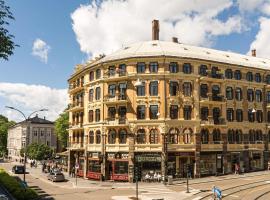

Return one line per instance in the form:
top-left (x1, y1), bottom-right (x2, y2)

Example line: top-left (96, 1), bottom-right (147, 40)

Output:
top-left (96, 69), bottom-right (101, 79)
top-left (246, 72), bottom-right (253, 82)
top-left (212, 85), bottom-right (221, 101)
top-left (234, 70), bottom-right (242, 80)
top-left (200, 84), bottom-right (208, 98)
top-left (118, 64), bottom-right (126, 76)
top-left (255, 130), bottom-right (263, 141)
top-left (183, 105), bottom-right (192, 120)
top-left (170, 81), bottom-right (178, 96)
top-left (213, 129), bottom-right (221, 143)
top-left (108, 84), bottom-right (116, 97)
top-left (267, 91), bottom-right (270, 103)
top-left (169, 128), bottom-right (179, 144)
top-left (108, 107), bottom-right (116, 119)
top-left (226, 87), bottom-right (233, 100)
top-left (108, 129), bottom-right (116, 144)
top-left (268, 111), bottom-right (270, 123)
top-left (118, 106), bottom-right (126, 119)
top-left (150, 105), bottom-right (158, 119)
top-left (169, 62), bottom-right (179, 73)
top-left (228, 129), bottom-right (235, 144)
top-left (201, 129), bottom-right (209, 144)
top-left (96, 130), bottom-right (101, 144)
top-left (119, 83), bottom-right (127, 100)
top-left (201, 107), bottom-right (208, 120)
top-left (95, 87), bottom-right (101, 100)
top-left (149, 62), bottom-right (158, 73)
top-left (119, 129), bottom-right (127, 144)
top-left (183, 128), bottom-right (192, 144)
top-left (137, 105), bottom-right (146, 119)
top-left (213, 107), bottom-right (220, 124)
top-left (136, 129), bottom-right (145, 144)
top-left (89, 71), bottom-right (94, 81)
top-left (149, 129), bottom-right (159, 144)
top-left (95, 109), bottom-right (100, 122)
top-left (170, 105), bottom-right (178, 119)
top-left (137, 82), bottom-right (145, 96)
top-left (115, 161), bottom-right (128, 175)
top-left (89, 89), bottom-right (94, 102)
top-left (248, 109), bottom-right (255, 122)
top-left (235, 130), bottom-right (242, 144)
top-left (255, 73), bottom-right (261, 83)
top-left (89, 131), bottom-right (94, 144)
top-left (266, 75), bottom-right (270, 84)
top-left (149, 81), bottom-right (158, 96)
top-left (225, 69), bottom-right (233, 79)
top-left (199, 65), bottom-right (207, 76)
top-left (235, 88), bottom-right (242, 101)
top-left (89, 110), bottom-right (94, 122)
top-left (137, 62), bottom-right (146, 73)
top-left (257, 110), bottom-right (263, 123)
top-left (108, 66), bottom-right (116, 77)
top-left (247, 89), bottom-right (254, 102)
top-left (249, 130), bottom-right (255, 143)
top-left (227, 108), bottom-right (234, 122)
top-left (183, 63), bottom-right (192, 74)
top-left (211, 66), bottom-right (219, 78)
top-left (236, 109), bottom-right (243, 122)
top-left (255, 90), bottom-right (262, 102)
top-left (183, 82), bottom-right (192, 96)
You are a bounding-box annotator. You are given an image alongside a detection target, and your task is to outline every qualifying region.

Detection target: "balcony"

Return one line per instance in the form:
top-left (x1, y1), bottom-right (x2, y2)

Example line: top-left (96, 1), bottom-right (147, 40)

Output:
top-left (104, 94), bottom-right (129, 104)
top-left (167, 144), bottom-right (196, 151)
top-left (200, 117), bottom-right (226, 127)
top-left (201, 142), bottom-right (223, 151)
top-left (200, 94), bottom-right (226, 104)
top-left (104, 70), bottom-right (128, 81)
top-left (69, 142), bottom-right (84, 149)
top-left (69, 101), bottom-right (84, 112)
top-left (69, 122), bottom-right (83, 129)
top-left (200, 73), bottom-right (224, 82)
top-left (248, 143), bottom-right (264, 150)
top-left (69, 83), bottom-right (84, 93)
top-left (105, 117), bottom-right (128, 126)
top-left (227, 143), bottom-right (245, 151)
top-left (86, 144), bottom-right (102, 152)
top-left (106, 144), bottom-right (129, 152)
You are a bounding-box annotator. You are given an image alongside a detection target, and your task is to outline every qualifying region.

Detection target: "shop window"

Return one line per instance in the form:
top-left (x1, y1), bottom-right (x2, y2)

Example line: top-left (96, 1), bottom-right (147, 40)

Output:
top-left (149, 81), bottom-right (158, 96)
top-left (168, 128), bottom-right (179, 144)
top-left (183, 63), bottom-right (192, 74)
top-left (201, 129), bottom-right (209, 144)
top-left (183, 105), bottom-right (192, 120)
top-left (89, 71), bottom-right (94, 81)
top-left (150, 105), bottom-right (159, 119)
top-left (108, 107), bottom-right (116, 120)
top-left (200, 84), bottom-right (208, 98)
top-left (235, 88), bottom-right (242, 101)
top-left (201, 107), bottom-right (208, 120)
top-left (266, 75), bottom-right (270, 84)
top-left (183, 128), bottom-right (192, 144)
top-left (169, 62), bottom-right (179, 73)
top-left (115, 161), bottom-right (128, 175)
top-left (89, 89), bottom-right (94, 102)
top-left (256, 110), bottom-right (263, 123)
top-left (248, 109), bottom-right (255, 122)
top-left (88, 160), bottom-right (101, 173)
top-left (199, 64), bottom-right (207, 76)
top-left (137, 81), bottom-right (145, 96)
top-left (88, 110), bottom-right (94, 122)
top-left (119, 129), bottom-right (127, 144)
top-left (95, 109), bottom-right (100, 122)
top-left (149, 62), bottom-right (158, 73)
top-left (96, 130), bottom-right (101, 144)
top-left (247, 89), bottom-right (254, 102)
top-left (137, 62), bottom-right (146, 73)
top-left (108, 66), bottom-right (116, 77)
top-left (236, 109), bottom-right (243, 122)
top-left (255, 90), bottom-right (262, 102)
top-left (118, 64), bottom-right (126, 76)
top-left (234, 70), bottom-right (242, 80)
top-left (170, 81), bottom-right (178, 96)
top-left (108, 129), bottom-right (116, 144)
top-left (266, 91), bottom-right (270, 103)
top-left (255, 73), bottom-right (261, 83)
top-left (136, 129), bottom-right (146, 144)
top-left (225, 69), bottom-right (233, 79)
top-left (95, 87), bottom-right (101, 100)
top-left (137, 105), bottom-right (145, 119)
top-left (227, 108), bottom-right (234, 122)
top-left (96, 69), bottom-right (101, 79)
top-left (246, 72), bottom-right (253, 82)
top-left (183, 82), bottom-right (192, 96)
top-left (226, 87), bottom-right (233, 100)
top-left (149, 129), bottom-right (159, 144)
top-left (213, 129), bottom-right (221, 143)
top-left (170, 105), bottom-right (178, 119)
top-left (89, 131), bottom-right (94, 144)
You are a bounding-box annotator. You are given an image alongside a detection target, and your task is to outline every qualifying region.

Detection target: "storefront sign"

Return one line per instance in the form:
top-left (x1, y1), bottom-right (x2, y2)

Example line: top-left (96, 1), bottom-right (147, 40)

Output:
top-left (168, 152), bottom-right (195, 157)
top-left (92, 152), bottom-right (99, 158)
top-left (108, 153), bottom-right (115, 159)
top-left (135, 153), bottom-right (161, 162)
top-left (122, 153), bottom-right (129, 159)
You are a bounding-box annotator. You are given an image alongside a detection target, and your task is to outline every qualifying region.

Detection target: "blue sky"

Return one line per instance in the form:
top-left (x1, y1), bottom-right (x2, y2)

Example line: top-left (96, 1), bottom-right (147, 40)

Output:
top-left (1, 0), bottom-right (270, 121)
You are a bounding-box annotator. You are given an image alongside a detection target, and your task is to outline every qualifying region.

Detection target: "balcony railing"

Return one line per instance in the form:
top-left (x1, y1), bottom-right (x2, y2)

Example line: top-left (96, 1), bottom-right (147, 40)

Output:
top-left (106, 117), bottom-right (128, 125)
top-left (201, 117), bottom-right (226, 126)
top-left (104, 94), bottom-right (128, 102)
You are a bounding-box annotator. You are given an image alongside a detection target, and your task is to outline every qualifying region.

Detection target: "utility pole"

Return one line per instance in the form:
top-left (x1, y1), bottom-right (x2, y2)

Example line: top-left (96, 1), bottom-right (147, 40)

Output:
top-left (186, 164), bottom-right (190, 193)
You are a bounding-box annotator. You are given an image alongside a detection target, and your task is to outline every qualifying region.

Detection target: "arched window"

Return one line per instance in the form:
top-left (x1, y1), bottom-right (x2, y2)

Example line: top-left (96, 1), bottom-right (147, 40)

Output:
top-left (255, 73), bottom-right (261, 83)
top-left (246, 72), bottom-right (253, 82)
top-left (255, 130), bottom-right (263, 142)
top-left (255, 90), bottom-right (262, 102)
top-left (136, 129), bottom-right (146, 144)
top-left (108, 129), bottom-right (116, 144)
top-left (96, 130), bottom-right (101, 144)
top-left (89, 89), bottom-right (94, 102)
top-left (213, 129), bottom-right (221, 143)
top-left (201, 129), bottom-right (209, 144)
top-left (183, 128), bottom-right (192, 144)
top-left (235, 129), bottom-right (242, 144)
top-left (149, 129), bottom-right (159, 144)
top-left (228, 129), bottom-right (234, 144)
top-left (247, 89), bottom-right (254, 102)
top-left (89, 131), bottom-right (94, 144)
top-left (89, 71), bottom-right (94, 81)
top-left (96, 69), bottom-right (101, 79)
top-left (234, 70), bottom-right (242, 80)
top-left (235, 88), bottom-right (242, 101)
top-left (225, 69), bottom-right (233, 79)
top-left (249, 130), bottom-right (255, 143)
top-left (226, 87), bottom-right (233, 100)
top-left (168, 128), bottom-right (179, 144)
top-left (119, 129), bottom-right (127, 144)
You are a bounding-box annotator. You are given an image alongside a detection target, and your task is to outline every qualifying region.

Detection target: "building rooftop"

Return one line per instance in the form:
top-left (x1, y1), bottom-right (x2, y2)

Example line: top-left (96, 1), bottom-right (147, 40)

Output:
top-left (19, 115), bottom-right (54, 125)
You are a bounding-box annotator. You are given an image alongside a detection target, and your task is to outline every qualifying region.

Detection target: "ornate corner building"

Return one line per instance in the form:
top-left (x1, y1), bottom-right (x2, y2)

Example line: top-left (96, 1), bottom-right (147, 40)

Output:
top-left (67, 20), bottom-right (270, 182)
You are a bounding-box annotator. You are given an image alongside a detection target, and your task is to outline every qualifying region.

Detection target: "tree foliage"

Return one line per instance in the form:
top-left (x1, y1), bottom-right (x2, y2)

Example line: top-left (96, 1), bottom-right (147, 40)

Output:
top-left (55, 111), bottom-right (68, 151)
top-left (25, 143), bottom-right (53, 161)
top-left (0, 0), bottom-right (18, 60)
top-left (0, 115), bottom-right (15, 156)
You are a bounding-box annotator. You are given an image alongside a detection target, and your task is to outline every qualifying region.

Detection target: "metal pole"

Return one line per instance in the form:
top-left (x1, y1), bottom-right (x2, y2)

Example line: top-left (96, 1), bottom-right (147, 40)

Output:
top-left (76, 169), bottom-right (77, 186)
top-left (186, 166), bottom-right (190, 193)
top-left (136, 177), bottom-right (138, 200)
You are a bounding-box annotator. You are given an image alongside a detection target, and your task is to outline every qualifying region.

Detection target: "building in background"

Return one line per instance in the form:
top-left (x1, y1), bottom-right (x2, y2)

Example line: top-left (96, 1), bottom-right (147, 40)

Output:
top-left (7, 115), bottom-right (56, 160)
top-left (67, 20), bottom-right (270, 182)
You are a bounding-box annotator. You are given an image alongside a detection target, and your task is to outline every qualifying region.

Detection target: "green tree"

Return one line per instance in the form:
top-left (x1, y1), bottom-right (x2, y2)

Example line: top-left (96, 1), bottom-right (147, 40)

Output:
top-left (26, 143), bottom-right (53, 161)
top-left (55, 111), bottom-right (68, 151)
top-left (0, 0), bottom-right (18, 60)
top-left (0, 115), bottom-right (15, 156)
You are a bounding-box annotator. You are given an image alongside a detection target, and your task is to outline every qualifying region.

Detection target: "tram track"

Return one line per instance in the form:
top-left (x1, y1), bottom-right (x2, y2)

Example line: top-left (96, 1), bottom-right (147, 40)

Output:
top-left (254, 190), bottom-right (270, 200)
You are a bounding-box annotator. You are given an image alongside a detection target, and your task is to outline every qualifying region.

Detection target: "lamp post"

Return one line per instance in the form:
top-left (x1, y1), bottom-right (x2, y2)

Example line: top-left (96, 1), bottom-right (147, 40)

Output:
top-left (5, 106), bottom-right (48, 183)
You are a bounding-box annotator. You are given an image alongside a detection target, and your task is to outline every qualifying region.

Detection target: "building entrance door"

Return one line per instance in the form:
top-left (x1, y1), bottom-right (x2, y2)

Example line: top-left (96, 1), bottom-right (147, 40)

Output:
top-left (179, 157), bottom-right (194, 178)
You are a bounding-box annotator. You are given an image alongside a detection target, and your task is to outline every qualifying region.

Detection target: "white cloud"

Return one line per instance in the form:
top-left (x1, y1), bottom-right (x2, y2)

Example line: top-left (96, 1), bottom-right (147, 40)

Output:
top-left (32, 38), bottom-right (50, 63)
top-left (248, 17), bottom-right (270, 58)
top-left (237, 0), bottom-right (270, 15)
top-left (0, 82), bottom-right (68, 122)
top-left (71, 0), bottom-right (243, 57)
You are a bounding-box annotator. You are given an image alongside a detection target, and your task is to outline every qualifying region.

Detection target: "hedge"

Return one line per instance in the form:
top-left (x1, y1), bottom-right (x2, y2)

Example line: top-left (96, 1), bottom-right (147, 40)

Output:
top-left (0, 168), bottom-right (39, 200)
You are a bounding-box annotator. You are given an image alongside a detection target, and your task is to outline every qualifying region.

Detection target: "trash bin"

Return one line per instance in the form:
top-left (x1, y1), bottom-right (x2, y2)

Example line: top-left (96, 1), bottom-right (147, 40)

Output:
top-left (167, 175), bottom-right (173, 185)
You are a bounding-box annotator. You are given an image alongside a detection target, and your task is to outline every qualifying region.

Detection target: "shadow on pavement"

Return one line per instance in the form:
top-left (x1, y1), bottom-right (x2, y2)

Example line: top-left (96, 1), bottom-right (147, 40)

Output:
top-left (28, 185), bottom-right (55, 200)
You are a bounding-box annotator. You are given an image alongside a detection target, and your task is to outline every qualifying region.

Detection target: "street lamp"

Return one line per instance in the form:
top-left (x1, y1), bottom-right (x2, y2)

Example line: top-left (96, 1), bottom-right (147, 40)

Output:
top-left (5, 106), bottom-right (48, 183)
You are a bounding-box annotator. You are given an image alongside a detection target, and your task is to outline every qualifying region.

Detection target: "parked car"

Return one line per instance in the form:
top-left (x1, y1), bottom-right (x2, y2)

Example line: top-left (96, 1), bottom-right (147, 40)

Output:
top-left (47, 171), bottom-right (65, 182)
top-left (12, 165), bottom-right (25, 174)
top-left (0, 194), bottom-right (8, 200)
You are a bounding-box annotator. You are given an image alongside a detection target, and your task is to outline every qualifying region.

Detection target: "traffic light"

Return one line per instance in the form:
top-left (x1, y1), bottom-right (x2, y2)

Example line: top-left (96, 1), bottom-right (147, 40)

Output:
top-left (134, 165), bottom-right (141, 180)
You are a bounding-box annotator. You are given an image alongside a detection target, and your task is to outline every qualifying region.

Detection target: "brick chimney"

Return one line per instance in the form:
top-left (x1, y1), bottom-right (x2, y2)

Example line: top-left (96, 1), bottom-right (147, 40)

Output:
top-left (252, 49), bottom-right (256, 57)
top-left (172, 37), bottom-right (178, 43)
top-left (152, 20), bottom-right (159, 40)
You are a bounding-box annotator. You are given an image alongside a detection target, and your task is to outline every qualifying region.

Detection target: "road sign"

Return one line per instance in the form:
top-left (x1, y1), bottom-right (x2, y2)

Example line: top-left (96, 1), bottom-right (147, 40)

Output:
top-left (75, 164), bottom-right (79, 169)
